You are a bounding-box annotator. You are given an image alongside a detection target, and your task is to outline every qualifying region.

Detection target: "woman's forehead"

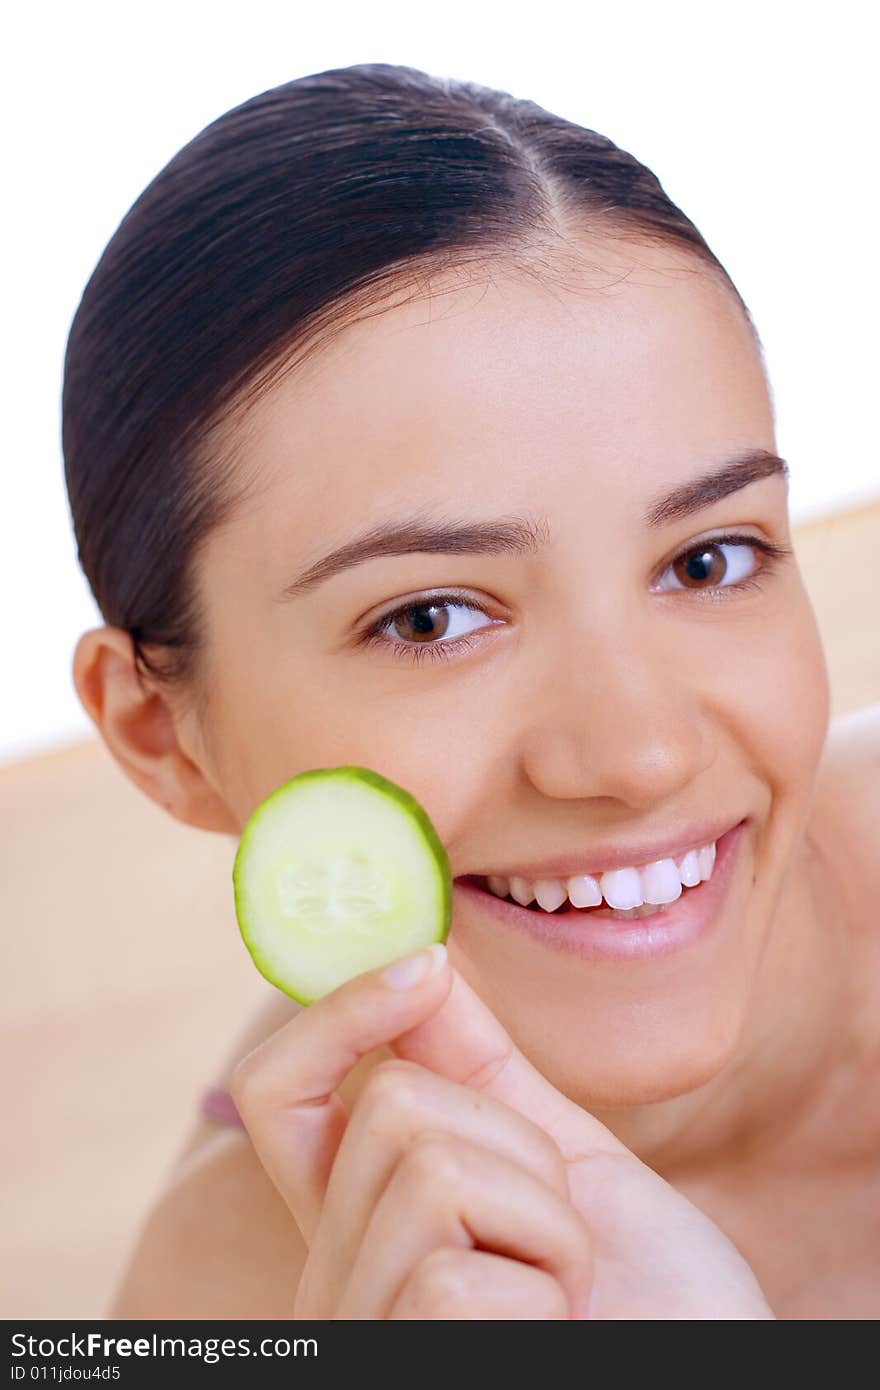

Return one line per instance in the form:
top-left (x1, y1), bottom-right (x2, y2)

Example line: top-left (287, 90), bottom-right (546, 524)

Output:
top-left (228, 247), bottom-right (769, 520)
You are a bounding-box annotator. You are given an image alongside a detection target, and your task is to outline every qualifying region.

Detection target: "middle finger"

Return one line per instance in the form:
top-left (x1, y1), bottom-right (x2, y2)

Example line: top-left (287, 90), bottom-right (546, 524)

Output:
top-left (335, 1132), bottom-right (592, 1319)
top-left (310, 1058), bottom-right (569, 1293)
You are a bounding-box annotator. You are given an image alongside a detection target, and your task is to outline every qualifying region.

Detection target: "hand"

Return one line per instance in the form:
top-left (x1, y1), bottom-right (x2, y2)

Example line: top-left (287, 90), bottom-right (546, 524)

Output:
top-left (231, 945), bottom-right (775, 1319)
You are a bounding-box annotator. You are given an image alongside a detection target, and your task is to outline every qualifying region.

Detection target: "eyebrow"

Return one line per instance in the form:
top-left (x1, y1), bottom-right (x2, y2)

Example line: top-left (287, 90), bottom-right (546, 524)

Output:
top-left (276, 448), bottom-right (788, 600)
top-left (642, 448), bottom-right (788, 527)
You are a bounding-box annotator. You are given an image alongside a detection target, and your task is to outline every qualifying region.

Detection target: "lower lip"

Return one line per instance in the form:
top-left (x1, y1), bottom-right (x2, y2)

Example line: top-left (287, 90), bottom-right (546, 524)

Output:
top-left (453, 820), bottom-right (747, 963)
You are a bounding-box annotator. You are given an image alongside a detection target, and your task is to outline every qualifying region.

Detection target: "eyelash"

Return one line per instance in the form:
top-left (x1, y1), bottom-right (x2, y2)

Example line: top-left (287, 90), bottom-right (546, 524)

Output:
top-left (358, 532), bottom-right (793, 665)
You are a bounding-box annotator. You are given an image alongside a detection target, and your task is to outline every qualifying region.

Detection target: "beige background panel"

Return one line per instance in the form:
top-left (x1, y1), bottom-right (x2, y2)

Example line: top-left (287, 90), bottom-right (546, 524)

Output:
top-left (793, 499), bottom-right (880, 718)
top-left (2, 499), bottom-right (878, 1319)
top-left (1, 744), bottom-right (267, 1320)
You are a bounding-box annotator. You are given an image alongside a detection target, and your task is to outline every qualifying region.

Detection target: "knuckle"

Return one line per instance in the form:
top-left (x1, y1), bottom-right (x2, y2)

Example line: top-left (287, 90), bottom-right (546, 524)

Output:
top-left (527, 1123), bottom-right (568, 1187)
top-left (535, 1276), bottom-right (570, 1319)
top-left (358, 1058), bottom-right (423, 1118)
top-left (409, 1248), bottom-right (471, 1308)
top-left (400, 1131), bottom-right (464, 1190)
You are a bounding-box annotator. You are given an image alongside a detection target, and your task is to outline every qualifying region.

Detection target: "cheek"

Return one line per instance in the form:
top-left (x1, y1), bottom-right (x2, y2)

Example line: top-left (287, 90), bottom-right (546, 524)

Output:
top-left (209, 661), bottom-right (475, 837)
top-left (206, 575), bottom-right (832, 846)
top-left (735, 581), bottom-right (831, 811)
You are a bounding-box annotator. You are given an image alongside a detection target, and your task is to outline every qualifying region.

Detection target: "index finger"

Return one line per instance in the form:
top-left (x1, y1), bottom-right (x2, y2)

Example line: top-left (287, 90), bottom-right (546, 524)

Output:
top-left (390, 965), bottom-right (632, 1164)
top-left (229, 942), bottom-right (451, 1242)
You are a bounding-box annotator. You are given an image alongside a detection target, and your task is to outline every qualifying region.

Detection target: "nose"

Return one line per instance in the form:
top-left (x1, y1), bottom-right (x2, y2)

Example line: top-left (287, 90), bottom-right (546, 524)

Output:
top-left (519, 622), bottom-right (715, 809)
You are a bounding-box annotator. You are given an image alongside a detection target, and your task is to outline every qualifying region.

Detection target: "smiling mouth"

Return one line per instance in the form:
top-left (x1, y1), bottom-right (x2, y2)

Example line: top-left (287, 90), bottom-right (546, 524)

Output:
top-left (461, 876), bottom-right (675, 919)
top-left (453, 820), bottom-right (747, 963)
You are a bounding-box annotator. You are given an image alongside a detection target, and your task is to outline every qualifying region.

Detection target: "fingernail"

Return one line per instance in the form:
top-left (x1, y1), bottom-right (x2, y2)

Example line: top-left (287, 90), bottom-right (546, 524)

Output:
top-left (381, 942), bottom-right (447, 990)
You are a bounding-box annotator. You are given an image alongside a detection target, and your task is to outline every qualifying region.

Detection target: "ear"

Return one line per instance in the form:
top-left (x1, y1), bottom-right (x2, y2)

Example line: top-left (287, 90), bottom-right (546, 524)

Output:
top-left (72, 626), bottom-right (239, 835)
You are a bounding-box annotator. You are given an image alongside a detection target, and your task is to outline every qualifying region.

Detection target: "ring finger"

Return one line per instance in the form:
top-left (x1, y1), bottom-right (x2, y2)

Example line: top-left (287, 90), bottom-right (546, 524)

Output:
top-left (312, 1059), bottom-right (569, 1296)
top-left (330, 1131), bottom-right (592, 1319)
top-left (388, 1248), bottom-right (571, 1320)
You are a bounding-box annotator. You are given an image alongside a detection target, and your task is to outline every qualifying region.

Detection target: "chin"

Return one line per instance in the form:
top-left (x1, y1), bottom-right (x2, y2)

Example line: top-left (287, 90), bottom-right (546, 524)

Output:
top-left (541, 990), bottom-right (747, 1112)
top-left (452, 932), bottom-right (754, 1114)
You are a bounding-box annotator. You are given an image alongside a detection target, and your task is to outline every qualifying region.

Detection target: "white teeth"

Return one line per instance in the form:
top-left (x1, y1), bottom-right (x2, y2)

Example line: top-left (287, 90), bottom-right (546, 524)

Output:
top-left (533, 879), bottom-right (569, 912)
top-left (508, 876), bottom-right (535, 907)
top-left (481, 836), bottom-right (719, 914)
top-left (641, 858), bottom-right (683, 905)
top-left (487, 874), bottom-right (510, 898)
top-left (678, 849), bottom-right (701, 887)
top-left (599, 902), bottom-right (667, 919)
top-left (566, 873), bottom-right (603, 908)
top-left (599, 866), bottom-right (644, 910)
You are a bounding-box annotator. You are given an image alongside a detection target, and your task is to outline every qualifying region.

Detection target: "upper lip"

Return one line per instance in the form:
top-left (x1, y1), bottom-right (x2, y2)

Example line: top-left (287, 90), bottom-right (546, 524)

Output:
top-left (459, 817), bottom-right (745, 882)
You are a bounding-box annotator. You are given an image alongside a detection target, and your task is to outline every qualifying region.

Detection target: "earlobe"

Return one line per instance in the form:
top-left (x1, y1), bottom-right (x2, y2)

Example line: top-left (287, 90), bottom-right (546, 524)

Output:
top-left (71, 626), bottom-right (239, 836)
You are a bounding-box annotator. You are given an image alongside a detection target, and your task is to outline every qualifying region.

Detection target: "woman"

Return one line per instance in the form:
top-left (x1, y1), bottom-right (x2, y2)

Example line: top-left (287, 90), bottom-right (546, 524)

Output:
top-left (66, 62), bottom-right (879, 1319)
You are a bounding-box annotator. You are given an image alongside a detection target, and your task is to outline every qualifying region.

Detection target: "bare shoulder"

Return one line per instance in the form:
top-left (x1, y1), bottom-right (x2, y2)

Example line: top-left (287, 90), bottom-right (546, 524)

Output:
top-left (810, 703), bottom-right (880, 1075)
top-left (109, 986), bottom-right (394, 1318)
top-left (811, 703), bottom-right (880, 895)
top-left (108, 1127), bottom-right (308, 1319)
top-left (819, 701), bottom-right (880, 779)
top-left (109, 993), bottom-right (307, 1318)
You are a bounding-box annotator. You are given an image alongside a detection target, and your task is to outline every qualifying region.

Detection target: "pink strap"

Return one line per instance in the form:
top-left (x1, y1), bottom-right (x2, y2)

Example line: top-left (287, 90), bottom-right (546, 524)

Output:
top-left (200, 1085), bottom-right (246, 1128)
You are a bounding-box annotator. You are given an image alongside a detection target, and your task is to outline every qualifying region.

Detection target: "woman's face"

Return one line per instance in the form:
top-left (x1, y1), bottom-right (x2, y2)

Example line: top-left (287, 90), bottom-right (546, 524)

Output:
top-left (183, 238), bottom-right (829, 1108)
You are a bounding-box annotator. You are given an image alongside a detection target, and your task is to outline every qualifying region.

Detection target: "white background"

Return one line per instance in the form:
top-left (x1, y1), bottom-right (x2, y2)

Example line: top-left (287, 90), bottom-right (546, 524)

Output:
top-left (2, 0), bottom-right (877, 765)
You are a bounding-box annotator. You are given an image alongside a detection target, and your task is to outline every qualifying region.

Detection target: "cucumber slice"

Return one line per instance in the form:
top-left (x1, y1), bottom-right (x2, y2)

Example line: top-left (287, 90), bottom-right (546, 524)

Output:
top-left (232, 766), bottom-right (452, 1004)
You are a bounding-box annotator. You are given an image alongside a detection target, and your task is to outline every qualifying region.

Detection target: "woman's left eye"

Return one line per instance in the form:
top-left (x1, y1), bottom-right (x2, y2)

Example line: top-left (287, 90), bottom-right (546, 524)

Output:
top-left (655, 533), bottom-right (788, 594)
top-left (359, 534), bottom-right (790, 664)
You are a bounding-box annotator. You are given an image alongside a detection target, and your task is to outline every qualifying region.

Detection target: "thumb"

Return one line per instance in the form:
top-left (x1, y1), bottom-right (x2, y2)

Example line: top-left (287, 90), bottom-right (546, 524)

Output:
top-left (389, 964), bottom-right (629, 1162)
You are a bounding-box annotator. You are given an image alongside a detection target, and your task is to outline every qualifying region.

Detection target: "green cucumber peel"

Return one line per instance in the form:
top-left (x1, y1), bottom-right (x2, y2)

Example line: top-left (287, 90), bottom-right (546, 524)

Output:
top-left (232, 765), bottom-right (452, 1004)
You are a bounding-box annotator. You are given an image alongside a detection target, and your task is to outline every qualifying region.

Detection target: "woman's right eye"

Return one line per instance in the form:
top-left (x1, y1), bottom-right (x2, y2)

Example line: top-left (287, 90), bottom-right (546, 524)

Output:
top-left (359, 594), bottom-right (499, 663)
top-left (358, 528), bottom-right (793, 666)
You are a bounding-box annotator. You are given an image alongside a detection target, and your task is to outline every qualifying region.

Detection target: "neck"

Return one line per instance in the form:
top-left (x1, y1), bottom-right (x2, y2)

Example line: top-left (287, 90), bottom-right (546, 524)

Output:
top-left (590, 825), bottom-right (858, 1181)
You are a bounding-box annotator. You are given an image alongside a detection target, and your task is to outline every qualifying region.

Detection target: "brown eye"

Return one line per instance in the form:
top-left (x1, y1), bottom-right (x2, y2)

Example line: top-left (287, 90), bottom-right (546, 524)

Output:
top-left (671, 544), bottom-right (729, 588)
top-left (657, 537), bottom-right (764, 593)
top-left (363, 594), bottom-right (498, 657)
top-left (386, 602), bottom-right (452, 644)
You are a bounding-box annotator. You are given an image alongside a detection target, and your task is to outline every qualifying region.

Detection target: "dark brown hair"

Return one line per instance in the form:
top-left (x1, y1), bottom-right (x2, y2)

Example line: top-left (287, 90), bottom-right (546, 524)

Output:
top-left (62, 62), bottom-right (756, 692)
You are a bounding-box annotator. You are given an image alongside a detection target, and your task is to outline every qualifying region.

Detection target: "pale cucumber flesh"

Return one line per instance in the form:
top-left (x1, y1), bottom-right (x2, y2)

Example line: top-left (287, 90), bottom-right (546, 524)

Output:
top-left (232, 766), bottom-right (452, 1004)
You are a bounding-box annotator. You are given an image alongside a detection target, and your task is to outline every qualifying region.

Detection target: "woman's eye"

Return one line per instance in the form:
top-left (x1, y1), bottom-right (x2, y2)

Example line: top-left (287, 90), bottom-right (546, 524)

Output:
top-left (655, 535), bottom-right (781, 593)
top-left (358, 535), bottom-right (790, 665)
top-left (361, 595), bottom-right (497, 662)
